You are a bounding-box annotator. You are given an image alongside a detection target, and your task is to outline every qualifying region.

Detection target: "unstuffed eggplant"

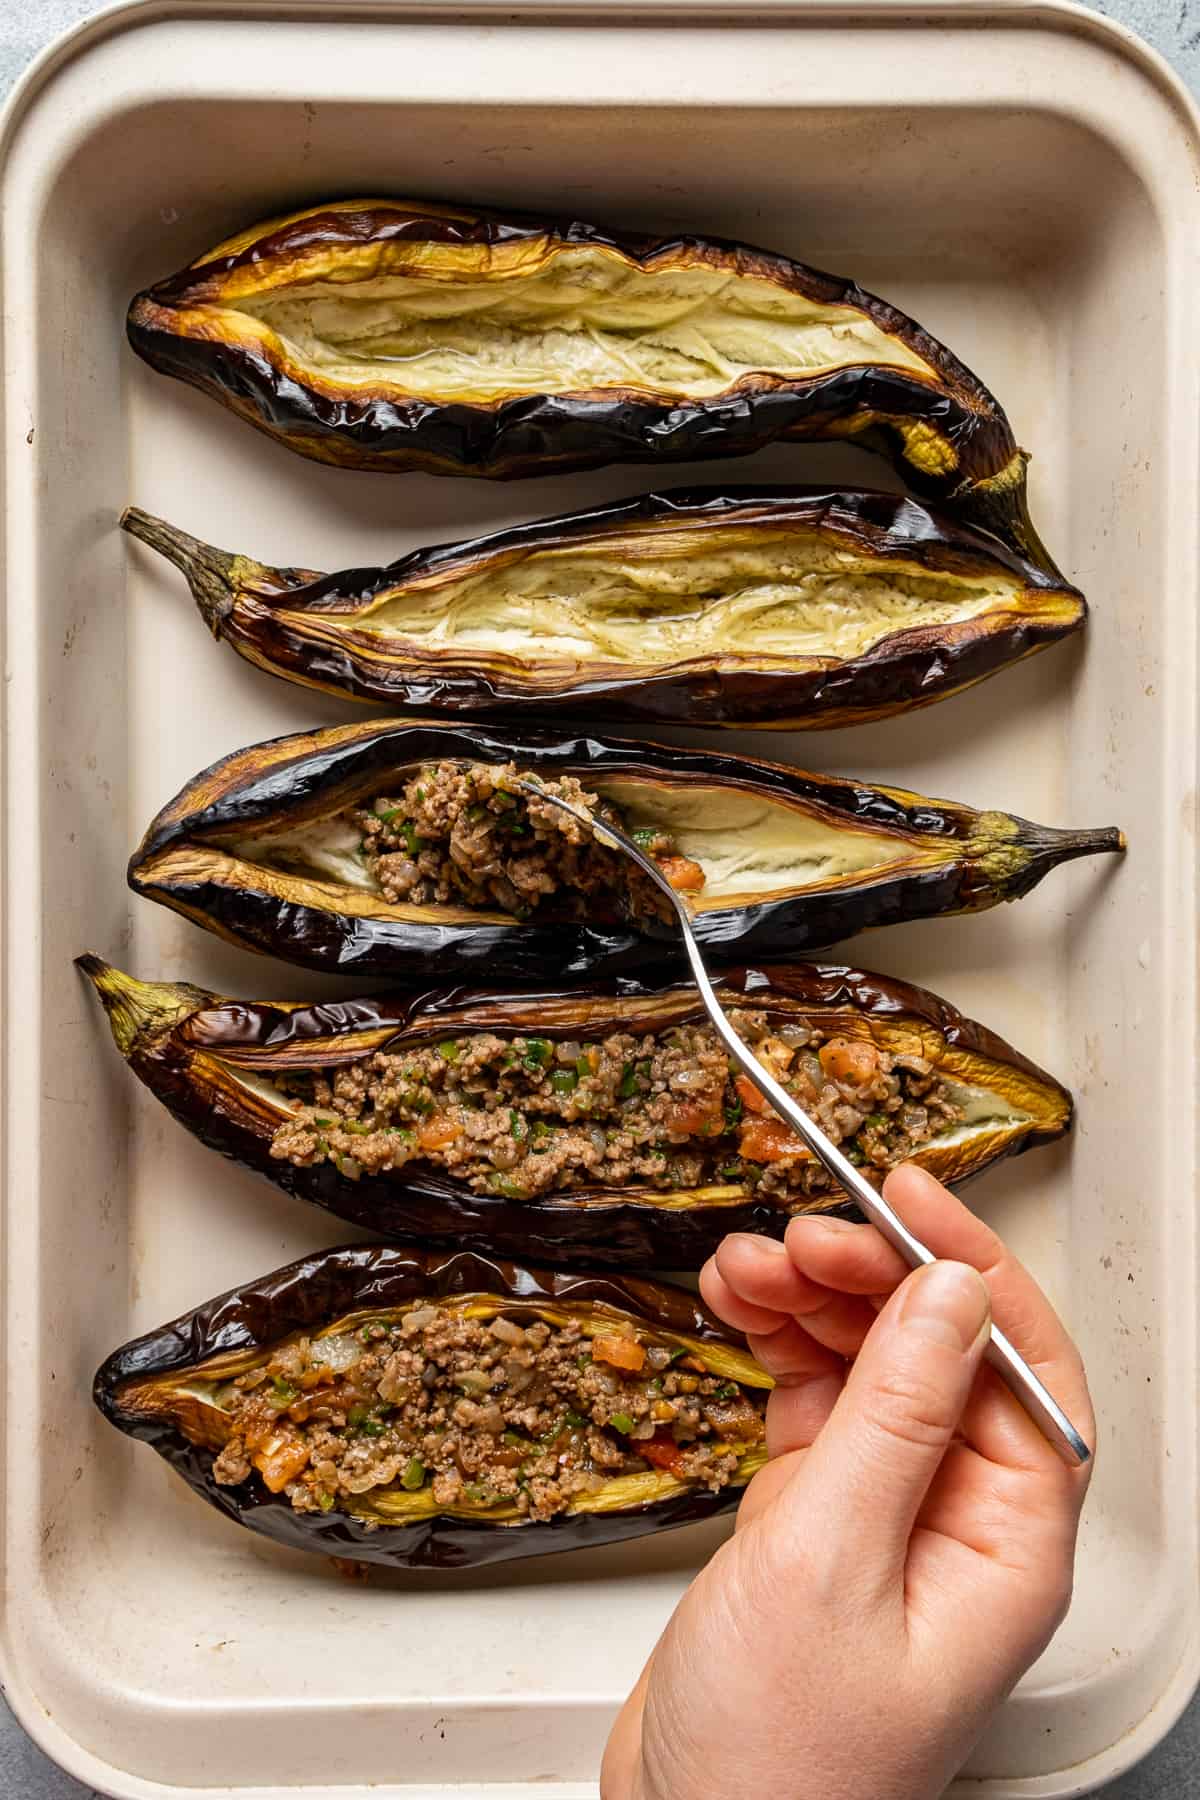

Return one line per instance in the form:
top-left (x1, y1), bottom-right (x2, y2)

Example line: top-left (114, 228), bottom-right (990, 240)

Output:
top-left (121, 488), bottom-right (1084, 728)
top-left (127, 200), bottom-right (1051, 567)
top-left (78, 958), bottom-right (1072, 1268)
top-left (94, 1243), bottom-right (773, 1568)
top-left (126, 719), bottom-right (1124, 984)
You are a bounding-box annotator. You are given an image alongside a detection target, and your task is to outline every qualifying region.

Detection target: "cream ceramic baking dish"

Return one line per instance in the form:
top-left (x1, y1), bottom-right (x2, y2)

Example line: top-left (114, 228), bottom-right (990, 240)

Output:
top-left (1, 1), bottom-right (1196, 1794)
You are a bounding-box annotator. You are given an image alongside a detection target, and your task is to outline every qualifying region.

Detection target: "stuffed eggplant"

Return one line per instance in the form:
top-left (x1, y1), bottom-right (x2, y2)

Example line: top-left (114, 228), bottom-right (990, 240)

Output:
top-left (126, 199), bottom-right (1051, 568)
top-left (121, 488), bottom-right (1084, 728)
top-left (94, 1243), bottom-right (772, 1568)
top-left (126, 719), bottom-right (1124, 983)
top-left (78, 958), bottom-right (1072, 1268)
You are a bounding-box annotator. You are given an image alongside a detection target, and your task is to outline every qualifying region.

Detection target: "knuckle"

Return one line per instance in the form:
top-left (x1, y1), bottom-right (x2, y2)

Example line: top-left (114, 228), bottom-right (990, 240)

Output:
top-left (864, 1368), bottom-right (956, 1452)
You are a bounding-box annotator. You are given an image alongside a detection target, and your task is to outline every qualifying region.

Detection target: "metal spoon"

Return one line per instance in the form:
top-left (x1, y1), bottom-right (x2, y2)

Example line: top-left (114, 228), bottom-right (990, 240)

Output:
top-left (518, 779), bottom-right (1090, 1468)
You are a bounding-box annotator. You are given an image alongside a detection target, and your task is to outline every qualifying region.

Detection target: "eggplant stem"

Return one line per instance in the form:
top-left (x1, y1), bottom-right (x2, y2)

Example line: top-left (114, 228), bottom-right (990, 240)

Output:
top-left (954, 454), bottom-right (1067, 583)
top-left (1007, 821), bottom-right (1126, 900)
top-left (120, 508), bottom-right (238, 635)
top-left (1034, 823), bottom-right (1126, 860)
top-left (75, 954), bottom-right (210, 1058)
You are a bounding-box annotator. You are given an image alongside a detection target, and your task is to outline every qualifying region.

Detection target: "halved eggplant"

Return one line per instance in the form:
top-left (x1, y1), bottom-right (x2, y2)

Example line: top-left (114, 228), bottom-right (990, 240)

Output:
top-left (94, 1243), bottom-right (771, 1569)
top-left (126, 719), bottom-right (1124, 984)
top-left (77, 957), bottom-right (1073, 1268)
top-left (121, 487), bottom-right (1084, 728)
top-left (126, 200), bottom-right (1051, 568)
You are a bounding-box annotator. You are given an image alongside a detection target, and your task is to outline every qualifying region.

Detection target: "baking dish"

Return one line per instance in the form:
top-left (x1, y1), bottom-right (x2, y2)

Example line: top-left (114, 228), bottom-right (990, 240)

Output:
top-left (1, 1), bottom-right (1196, 1794)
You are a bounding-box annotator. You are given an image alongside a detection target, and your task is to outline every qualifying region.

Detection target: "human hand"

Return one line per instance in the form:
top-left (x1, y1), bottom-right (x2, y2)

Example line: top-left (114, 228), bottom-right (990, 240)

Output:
top-left (601, 1164), bottom-right (1094, 1800)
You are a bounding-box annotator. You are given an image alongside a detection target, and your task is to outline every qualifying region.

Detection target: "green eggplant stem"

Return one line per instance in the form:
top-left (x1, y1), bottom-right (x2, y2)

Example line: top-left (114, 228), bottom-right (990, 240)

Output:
top-left (120, 507), bottom-right (238, 635)
top-left (75, 954), bottom-right (210, 1058)
top-left (1024, 821), bottom-right (1127, 869)
top-left (953, 455), bottom-right (1064, 582)
top-left (1045, 824), bottom-right (1126, 856)
top-left (983, 819), bottom-right (1126, 900)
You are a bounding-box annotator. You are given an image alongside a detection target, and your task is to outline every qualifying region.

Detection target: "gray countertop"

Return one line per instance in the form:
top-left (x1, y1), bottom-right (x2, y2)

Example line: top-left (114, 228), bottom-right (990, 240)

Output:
top-left (1, 1), bottom-right (1197, 1796)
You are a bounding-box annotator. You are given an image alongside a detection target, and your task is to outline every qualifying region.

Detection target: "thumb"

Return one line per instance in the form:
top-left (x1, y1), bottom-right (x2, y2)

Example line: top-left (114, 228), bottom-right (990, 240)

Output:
top-left (798, 1259), bottom-right (991, 1587)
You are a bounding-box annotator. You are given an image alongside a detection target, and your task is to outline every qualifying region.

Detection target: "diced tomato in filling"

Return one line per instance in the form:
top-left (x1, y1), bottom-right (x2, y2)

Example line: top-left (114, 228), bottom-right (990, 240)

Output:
top-left (659, 855), bottom-right (706, 894)
top-left (592, 1334), bottom-right (647, 1374)
top-left (640, 1432), bottom-right (688, 1476)
top-left (818, 1037), bottom-right (881, 1085)
top-left (668, 1099), bottom-right (723, 1137)
top-left (738, 1116), bottom-right (805, 1164)
top-left (254, 1433), bottom-right (311, 1493)
top-left (734, 1074), bottom-right (769, 1116)
top-left (418, 1113), bottom-right (462, 1152)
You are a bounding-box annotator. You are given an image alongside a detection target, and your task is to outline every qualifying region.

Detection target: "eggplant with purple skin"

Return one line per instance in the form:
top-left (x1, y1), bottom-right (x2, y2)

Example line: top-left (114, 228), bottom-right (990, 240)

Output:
top-left (126, 199), bottom-right (1052, 569)
top-left (94, 1244), bottom-right (772, 1569)
top-left (77, 958), bottom-right (1072, 1269)
top-left (125, 719), bottom-right (1124, 984)
top-left (120, 487), bottom-right (1084, 729)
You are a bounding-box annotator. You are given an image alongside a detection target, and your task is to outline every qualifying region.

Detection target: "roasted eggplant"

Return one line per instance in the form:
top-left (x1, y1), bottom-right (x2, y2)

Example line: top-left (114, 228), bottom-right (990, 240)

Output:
top-left (127, 200), bottom-right (1052, 567)
top-left (94, 1243), bottom-right (772, 1568)
top-left (126, 719), bottom-right (1123, 984)
top-left (121, 488), bottom-right (1084, 728)
top-left (78, 958), bottom-right (1073, 1268)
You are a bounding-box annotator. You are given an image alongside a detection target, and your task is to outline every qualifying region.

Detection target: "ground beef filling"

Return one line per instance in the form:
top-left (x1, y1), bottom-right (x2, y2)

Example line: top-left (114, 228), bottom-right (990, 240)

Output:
top-left (348, 760), bottom-right (704, 924)
top-left (209, 1308), bottom-right (765, 1522)
top-left (270, 1009), bottom-right (964, 1202)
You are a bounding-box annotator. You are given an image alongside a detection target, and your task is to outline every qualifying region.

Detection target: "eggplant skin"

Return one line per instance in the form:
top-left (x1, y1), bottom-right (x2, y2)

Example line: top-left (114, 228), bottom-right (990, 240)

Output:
top-left (126, 199), bottom-right (1049, 567)
top-left (78, 957), bottom-right (1073, 1270)
top-left (120, 488), bottom-right (1085, 729)
top-left (94, 1244), bottom-right (760, 1569)
top-left (126, 716), bottom-right (1124, 985)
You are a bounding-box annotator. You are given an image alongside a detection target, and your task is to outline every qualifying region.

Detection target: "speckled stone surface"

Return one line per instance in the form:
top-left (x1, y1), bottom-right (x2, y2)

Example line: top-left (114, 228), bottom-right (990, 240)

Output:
top-left (0, 2), bottom-right (1197, 1795)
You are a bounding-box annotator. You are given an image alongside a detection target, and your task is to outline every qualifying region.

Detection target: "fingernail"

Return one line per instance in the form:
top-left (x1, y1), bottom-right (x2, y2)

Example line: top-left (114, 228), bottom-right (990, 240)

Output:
top-left (898, 1261), bottom-right (990, 1352)
top-left (813, 1216), bottom-right (856, 1235)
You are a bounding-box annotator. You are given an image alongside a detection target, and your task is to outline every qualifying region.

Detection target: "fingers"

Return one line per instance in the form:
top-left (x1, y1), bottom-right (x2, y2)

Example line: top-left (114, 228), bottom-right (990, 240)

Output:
top-left (744, 1320), bottom-right (845, 1457)
top-left (877, 1167), bottom-right (1095, 1476)
top-left (766, 1171), bottom-right (1093, 1478)
top-left (699, 1232), bottom-right (825, 1332)
top-left (703, 1167), bottom-right (1094, 1491)
top-left (792, 1259), bottom-right (992, 1592)
top-left (784, 1211), bottom-right (909, 1294)
top-left (702, 1234), bottom-right (880, 1358)
top-left (744, 1317), bottom-right (841, 1382)
top-left (761, 1368), bottom-right (845, 1462)
top-left (700, 1238), bottom-right (848, 1459)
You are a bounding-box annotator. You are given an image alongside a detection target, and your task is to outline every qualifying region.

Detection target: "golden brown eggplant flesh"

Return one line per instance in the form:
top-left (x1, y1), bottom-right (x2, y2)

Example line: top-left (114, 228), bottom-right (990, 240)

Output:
top-left (94, 1243), bottom-right (772, 1568)
top-left (126, 200), bottom-right (1051, 566)
top-left (125, 718), bottom-right (1124, 984)
top-left (78, 958), bottom-right (1073, 1269)
top-left (121, 487), bottom-right (1084, 728)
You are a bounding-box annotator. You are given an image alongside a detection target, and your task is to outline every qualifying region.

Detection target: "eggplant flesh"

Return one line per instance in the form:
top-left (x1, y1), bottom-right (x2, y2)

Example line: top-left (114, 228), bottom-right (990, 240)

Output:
top-left (94, 1244), bottom-right (770, 1568)
top-left (126, 719), bottom-right (1124, 983)
top-left (78, 958), bottom-right (1073, 1269)
top-left (121, 488), bottom-right (1083, 727)
top-left (125, 200), bottom-right (1049, 566)
top-left (238, 258), bottom-right (937, 403)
